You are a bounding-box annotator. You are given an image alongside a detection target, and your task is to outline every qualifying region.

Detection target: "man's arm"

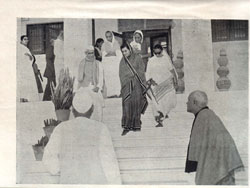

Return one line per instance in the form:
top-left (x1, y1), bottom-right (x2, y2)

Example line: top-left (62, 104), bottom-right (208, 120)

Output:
top-left (43, 127), bottom-right (61, 175)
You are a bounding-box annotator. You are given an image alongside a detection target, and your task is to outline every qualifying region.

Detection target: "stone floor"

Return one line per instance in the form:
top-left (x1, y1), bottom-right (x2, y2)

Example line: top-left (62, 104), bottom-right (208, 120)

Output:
top-left (16, 91), bottom-right (248, 185)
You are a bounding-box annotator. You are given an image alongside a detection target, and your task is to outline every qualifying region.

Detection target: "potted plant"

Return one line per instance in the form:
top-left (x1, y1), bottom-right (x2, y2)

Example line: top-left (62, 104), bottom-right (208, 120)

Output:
top-left (51, 68), bottom-right (75, 121)
top-left (32, 136), bottom-right (49, 161)
top-left (43, 118), bottom-right (61, 138)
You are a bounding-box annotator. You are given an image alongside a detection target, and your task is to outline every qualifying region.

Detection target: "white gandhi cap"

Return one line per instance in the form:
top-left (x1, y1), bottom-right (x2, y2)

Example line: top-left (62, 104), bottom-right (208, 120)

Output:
top-left (72, 87), bottom-right (93, 114)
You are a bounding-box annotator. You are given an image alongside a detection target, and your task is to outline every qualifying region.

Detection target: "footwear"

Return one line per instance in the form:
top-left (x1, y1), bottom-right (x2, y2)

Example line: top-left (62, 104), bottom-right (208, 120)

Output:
top-left (165, 114), bottom-right (169, 119)
top-left (121, 129), bottom-right (129, 136)
top-left (156, 122), bottom-right (163, 127)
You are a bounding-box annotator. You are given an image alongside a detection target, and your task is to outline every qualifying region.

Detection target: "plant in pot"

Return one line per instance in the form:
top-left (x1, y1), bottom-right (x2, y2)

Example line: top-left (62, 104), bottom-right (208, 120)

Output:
top-left (51, 68), bottom-right (75, 122)
top-left (43, 118), bottom-right (61, 139)
top-left (32, 136), bottom-right (49, 161)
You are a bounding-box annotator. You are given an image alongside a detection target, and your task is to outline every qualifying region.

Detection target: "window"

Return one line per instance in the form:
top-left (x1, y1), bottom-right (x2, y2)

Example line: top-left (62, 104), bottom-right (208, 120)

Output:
top-left (211, 20), bottom-right (248, 42)
top-left (27, 22), bottom-right (63, 54)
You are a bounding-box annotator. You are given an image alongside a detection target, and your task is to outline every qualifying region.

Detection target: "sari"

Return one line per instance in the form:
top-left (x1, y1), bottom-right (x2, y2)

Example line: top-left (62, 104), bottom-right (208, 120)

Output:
top-left (119, 52), bottom-right (148, 131)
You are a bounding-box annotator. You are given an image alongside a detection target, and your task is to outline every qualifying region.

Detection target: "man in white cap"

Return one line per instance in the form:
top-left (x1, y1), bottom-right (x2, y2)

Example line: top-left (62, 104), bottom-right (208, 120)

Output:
top-left (43, 87), bottom-right (121, 184)
top-left (78, 45), bottom-right (104, 122)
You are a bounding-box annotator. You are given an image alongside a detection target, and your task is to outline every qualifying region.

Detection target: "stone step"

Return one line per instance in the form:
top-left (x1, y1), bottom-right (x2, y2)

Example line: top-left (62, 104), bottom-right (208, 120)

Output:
top-left (121, 169), bottom-right (193, 185)
top-left (121, 169), bottom-right (248, 185)
top-left (118, 157), bottom-right (186, 171)
top-left (116, 146), bottom-right (187, 159)
top-left (110, 128), bottom-right (191, 139)
top-left (103, 111), bottom-right (194, 122)
top-left (20, 172), bottom-right (59, 184)
top-left (113, 137), bottom-right (190, 148)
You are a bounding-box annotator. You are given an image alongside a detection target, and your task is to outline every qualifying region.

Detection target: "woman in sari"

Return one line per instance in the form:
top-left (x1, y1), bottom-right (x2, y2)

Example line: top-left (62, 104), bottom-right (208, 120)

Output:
top-left (146, 44), bottom-right (178, 127)
top-left (119, 42), bottom-right (148, 136)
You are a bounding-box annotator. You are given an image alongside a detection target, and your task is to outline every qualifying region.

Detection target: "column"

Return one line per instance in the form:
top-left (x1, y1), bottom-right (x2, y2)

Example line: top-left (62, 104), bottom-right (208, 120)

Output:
top-left (181, 20), bottom-right (215, 93)
top-left (64, 18), bottom-right (92, 88)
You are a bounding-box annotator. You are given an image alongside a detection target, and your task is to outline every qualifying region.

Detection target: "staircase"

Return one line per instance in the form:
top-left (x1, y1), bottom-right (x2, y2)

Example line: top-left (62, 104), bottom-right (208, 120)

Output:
top-left (103, 96), bottom-right (248, 185)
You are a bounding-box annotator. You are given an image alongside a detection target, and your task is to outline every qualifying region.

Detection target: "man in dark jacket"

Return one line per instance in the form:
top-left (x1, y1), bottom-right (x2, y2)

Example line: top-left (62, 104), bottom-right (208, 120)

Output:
top-left (43, 39), bottom-right (56, 101)
top-left (185, 90), bottom-right (244, 185)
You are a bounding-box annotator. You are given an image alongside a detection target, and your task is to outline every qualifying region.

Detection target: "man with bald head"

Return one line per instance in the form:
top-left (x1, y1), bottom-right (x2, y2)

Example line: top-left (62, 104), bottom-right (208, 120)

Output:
top-left (185, 90), bottom-right (244, 185)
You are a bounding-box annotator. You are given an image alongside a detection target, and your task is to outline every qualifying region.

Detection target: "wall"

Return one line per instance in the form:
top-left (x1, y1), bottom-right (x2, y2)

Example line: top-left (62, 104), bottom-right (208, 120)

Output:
top-left (64, 19), bottom-right (92, 89)
top-left (95, 19), bottom-right (119, 42)
top-left (181, 19), bottom-right (215, 93)
top-left (212, 41), bottom-right (248, 91)
top-left (171, 19), bottom-right (183, 60)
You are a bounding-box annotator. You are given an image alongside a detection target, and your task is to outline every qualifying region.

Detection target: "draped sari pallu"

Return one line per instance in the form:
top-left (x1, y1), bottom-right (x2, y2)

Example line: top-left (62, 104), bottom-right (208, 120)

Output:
top-left (150, 77), bottom-right (174, 104)
top-left (123, 56), bottom-right (148, 115)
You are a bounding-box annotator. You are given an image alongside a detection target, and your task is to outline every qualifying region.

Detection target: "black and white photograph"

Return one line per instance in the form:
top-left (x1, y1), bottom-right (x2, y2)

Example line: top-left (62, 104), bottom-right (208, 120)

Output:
top-left (15, 18), bottom-right (248, 185)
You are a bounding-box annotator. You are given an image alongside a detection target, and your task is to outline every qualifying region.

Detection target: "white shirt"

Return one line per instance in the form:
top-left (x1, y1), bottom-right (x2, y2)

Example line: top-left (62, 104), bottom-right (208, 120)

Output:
top-left (43, 117), bottom-right (121, 184)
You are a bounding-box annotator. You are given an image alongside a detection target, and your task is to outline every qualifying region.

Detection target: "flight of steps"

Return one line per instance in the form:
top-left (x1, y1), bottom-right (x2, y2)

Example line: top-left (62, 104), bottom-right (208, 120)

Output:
top-left (103, 96), bottom-right (248, 185)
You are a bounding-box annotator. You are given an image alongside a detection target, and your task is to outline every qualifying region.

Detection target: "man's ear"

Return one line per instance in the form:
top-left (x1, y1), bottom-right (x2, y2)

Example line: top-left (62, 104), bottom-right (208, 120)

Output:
top-left (193, 99), bottom-right (197, 105)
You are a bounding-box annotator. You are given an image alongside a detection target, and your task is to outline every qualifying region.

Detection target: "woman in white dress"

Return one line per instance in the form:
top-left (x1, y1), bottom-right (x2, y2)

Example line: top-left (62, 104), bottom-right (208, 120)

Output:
top-left (101, 31), bottom-right (122, 97)
top-left (17, 35), bottom-right (38, 102)
top-left (146, 44), bottom-right (178, 127)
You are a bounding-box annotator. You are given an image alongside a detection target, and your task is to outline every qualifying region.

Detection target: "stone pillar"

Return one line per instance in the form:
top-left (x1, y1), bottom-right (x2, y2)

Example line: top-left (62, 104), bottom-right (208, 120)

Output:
top-left (64, 18), bottom-right (92, 88)
top-left (181, 20), bottom-right (215, 94)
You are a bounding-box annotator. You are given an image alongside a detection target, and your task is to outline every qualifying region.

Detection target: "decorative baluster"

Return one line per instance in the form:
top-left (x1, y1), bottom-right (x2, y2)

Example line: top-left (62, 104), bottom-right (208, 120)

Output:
top-left (173, 51), bottom-right (185, 94)
top-left (216, 49), bottom-right (231, 91)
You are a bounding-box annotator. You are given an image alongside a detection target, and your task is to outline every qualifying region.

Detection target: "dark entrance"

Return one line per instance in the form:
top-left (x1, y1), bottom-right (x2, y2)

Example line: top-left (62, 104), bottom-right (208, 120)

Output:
top-left (117, 19), bottom-right (174, 60)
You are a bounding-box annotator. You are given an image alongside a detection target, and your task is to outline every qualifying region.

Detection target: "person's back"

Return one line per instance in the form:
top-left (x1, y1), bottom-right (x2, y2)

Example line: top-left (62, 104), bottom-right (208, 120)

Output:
top-left (43, 116), bottom-right (121, 184)
top-left (59, 117), bottom-right (107, 184)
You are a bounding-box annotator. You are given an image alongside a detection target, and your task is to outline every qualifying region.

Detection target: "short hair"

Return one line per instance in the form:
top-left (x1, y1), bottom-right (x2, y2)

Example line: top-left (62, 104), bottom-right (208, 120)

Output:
top-left (20, 35), bottom-right (27, 41)
top-left (153, 44), bottom-right (163, 51)
top-left (105, 31), bottom-right (113, 36)
top-left (120, 42), bottom-right (132, 52)
top-left (95, 38), bottom-right (104, 46)
top-left (190, 90), bottom-right (208, 108)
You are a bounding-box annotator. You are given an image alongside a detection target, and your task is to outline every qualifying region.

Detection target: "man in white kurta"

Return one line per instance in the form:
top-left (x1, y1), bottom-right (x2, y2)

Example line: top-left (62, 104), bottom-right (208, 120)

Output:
top-left (78, 46), bottom-right (105, 122)
top-left (102, 31), bottom-right (122, 97)
top-left (17, 35), bottom-right (38, 102)
top-left (146, 44), bottom-right (178, 127)
top-left (43, 88), bottom-right (121, 184)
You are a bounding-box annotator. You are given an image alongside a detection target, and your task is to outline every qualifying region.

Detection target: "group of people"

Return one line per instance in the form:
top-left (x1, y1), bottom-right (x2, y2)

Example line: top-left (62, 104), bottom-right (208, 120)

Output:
top-left (18, 29), bottom-right (244, 185)
top-left (76, 30), bottom-right (178, 135)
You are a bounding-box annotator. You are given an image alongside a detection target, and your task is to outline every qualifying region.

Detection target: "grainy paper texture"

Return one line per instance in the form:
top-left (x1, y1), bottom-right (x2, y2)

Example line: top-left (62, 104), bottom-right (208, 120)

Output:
top-left (0, 0), bottom-right (249, 187)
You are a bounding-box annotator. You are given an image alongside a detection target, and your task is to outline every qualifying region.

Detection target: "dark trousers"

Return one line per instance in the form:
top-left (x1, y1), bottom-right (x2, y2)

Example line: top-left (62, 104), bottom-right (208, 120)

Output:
top-left (43, 78), bottom-right (56, 101)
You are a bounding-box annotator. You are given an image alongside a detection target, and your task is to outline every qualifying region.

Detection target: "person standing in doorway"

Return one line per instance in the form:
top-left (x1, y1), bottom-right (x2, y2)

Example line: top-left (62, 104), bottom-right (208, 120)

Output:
top-left (130, 30), bottom-right (151, 71)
